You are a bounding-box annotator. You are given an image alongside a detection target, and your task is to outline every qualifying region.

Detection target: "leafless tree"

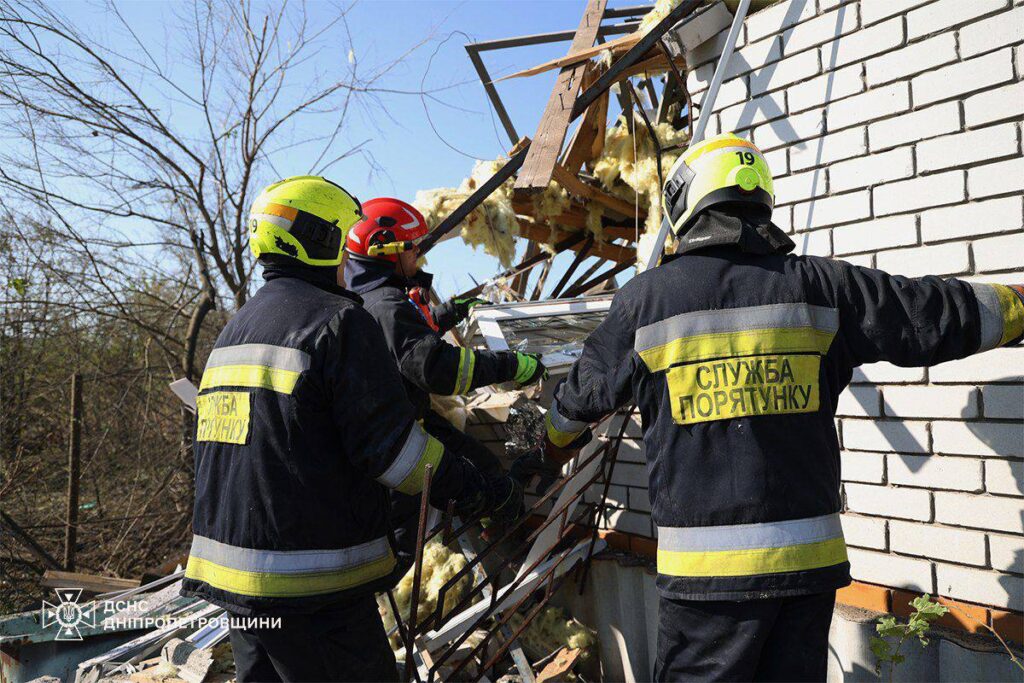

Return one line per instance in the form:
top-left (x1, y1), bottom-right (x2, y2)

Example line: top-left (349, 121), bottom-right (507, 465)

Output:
top-left (0, 0), bottom-right (431, 381)
top-left (0, 0), bottom-right (445, 604)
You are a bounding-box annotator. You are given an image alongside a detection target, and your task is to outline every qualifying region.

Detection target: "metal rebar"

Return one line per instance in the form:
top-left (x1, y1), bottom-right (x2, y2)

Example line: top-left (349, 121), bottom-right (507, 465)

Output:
top-left (578, 405), bottom-right (636, 594)
top-left (466, 46), bottom-right (519, 146)
top-left (405, 463), bottom-right (433, 682)
top-left (427, 474), bottom-right (601, 672)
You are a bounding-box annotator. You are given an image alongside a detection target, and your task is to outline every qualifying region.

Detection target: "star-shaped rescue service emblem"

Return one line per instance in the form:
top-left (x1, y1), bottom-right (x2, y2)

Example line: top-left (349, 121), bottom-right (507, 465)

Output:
top-left (41, 588), bottom-right (97, 641)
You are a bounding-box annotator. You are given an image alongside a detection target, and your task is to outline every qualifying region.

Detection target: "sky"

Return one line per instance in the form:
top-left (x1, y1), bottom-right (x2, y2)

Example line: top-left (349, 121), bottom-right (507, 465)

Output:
top-left (51, 0), bottom-right (642, 299)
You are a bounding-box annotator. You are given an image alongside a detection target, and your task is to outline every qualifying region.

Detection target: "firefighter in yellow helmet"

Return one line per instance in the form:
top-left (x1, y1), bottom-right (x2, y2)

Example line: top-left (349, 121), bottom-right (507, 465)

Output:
top-left (182, 176), bottom-right (522, 682)
top-left (533, 133), bottom-right (1024, 681)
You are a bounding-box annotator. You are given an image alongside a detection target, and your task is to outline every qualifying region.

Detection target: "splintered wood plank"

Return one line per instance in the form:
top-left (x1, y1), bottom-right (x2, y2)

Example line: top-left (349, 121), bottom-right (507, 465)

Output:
top-left (42, 570), bottom-right (140, 593)
top-left (515, 0), bottom-right (608, 192)
top-left (496, 31), bottom-right (640, 83)
top-left (562, 63), bottom-right (608, 174)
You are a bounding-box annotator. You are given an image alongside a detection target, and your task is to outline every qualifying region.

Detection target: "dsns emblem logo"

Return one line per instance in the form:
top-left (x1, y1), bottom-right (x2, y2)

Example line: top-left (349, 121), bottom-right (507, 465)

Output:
top-left (41, 588), bottom-right (97, 641)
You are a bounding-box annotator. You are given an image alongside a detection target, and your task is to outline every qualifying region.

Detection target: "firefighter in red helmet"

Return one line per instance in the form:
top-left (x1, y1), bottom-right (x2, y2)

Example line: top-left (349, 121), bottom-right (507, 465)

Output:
top-left (345, 197), bottom-right (546, 569)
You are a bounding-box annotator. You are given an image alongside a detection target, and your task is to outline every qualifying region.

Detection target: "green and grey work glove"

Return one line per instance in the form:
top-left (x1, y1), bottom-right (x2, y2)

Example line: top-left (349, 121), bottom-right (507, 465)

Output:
top-left (513, 352), bottom-right (548, 387)
top-left (434, 296), bottom-right (487, 328)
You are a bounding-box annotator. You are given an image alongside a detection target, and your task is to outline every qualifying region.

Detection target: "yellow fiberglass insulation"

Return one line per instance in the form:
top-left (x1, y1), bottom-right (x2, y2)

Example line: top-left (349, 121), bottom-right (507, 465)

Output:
top-left (534, 180), bottom-right (571, 222)
top-left (591, 114), bottom-right (689, 257)
top-left (378, 540), bottom-right (474, 650)
top-left (414, 158), bottom-right (520, 268)
top-left (508, 606), bottom-right (598, 663)
top-left (415, 160), bottom-right (582, 265)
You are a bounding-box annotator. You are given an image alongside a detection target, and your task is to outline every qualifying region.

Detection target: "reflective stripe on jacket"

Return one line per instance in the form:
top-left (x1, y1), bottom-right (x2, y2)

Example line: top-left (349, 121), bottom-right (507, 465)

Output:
top-left (548, 236), bottom-right (1024, 601)
top-left (181, 268), bottom-right (471, 615)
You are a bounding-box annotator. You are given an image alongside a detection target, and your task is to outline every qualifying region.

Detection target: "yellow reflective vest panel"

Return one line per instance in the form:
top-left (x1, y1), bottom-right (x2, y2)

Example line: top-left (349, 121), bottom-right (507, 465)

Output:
top-left (549, 246), bottom-right (1024, 600)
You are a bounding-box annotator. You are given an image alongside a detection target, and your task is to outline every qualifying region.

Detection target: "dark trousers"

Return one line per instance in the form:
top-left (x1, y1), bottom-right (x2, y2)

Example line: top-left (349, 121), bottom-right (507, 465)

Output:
top-left (654, 591), bottom-right (836, 682)
top-left (228, 596), bottom-right (398, 682)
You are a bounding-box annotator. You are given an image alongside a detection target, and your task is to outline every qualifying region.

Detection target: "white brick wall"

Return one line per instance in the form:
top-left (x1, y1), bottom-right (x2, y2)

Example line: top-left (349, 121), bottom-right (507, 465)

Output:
top-left (597, 0), bottom-right (1024, 613)
top-left (889, 520), bottom-right (987, 566)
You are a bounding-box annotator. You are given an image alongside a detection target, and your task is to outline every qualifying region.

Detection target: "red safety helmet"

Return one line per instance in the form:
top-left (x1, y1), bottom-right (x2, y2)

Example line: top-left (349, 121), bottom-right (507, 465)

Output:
top-left (345, 197), bottom-right (429, 262)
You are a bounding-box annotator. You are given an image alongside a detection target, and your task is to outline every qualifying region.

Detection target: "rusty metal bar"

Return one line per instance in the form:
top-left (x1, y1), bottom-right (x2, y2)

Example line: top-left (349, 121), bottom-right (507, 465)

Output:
top-left (387, 589), bottom-right (410, 645)
top-left (405, 463), bottom-right (433, 682)
top-left (448, 534), bottom-right (589, 679)
top-left (578, 405), bottom-right (636, 594)
top-left (467, 20), bottom-right (644, 53)
top-left (425, 455), bottom-right (602, 636)
top-left (427, 470), bottom-right (601, 674)
top-left (466, 45), bottom-right (519, 146)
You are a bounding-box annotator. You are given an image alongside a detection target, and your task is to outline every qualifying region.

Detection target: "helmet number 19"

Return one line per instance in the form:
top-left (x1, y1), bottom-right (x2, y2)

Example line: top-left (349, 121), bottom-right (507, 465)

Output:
top-left (735, 151), bottom-right (756, 165)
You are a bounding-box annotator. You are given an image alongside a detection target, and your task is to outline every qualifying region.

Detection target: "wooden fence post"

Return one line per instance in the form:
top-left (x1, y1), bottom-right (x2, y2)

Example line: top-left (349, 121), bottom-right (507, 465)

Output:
top-left (64, 372), bottom-right (82, 571)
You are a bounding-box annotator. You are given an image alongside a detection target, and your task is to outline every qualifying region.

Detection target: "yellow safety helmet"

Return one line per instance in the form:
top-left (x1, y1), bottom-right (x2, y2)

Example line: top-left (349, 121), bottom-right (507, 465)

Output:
top-left (663, 132), bottom-right (774, 236)
top-left (249, 176), bottom-right (363, 267)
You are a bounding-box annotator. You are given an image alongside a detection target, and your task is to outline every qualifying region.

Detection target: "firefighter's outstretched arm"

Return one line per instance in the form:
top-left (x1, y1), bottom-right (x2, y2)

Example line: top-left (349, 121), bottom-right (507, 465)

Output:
top-left (545, 294), bottom-right (639, 453)
top-left (382, 296), bottom-right (545, 395)
top-left (809, 258), bottom-right (1024, 367)
top-left (319, 307), bottom-right (483, 509)
top-left (321, 307), bottom-right (522, 521)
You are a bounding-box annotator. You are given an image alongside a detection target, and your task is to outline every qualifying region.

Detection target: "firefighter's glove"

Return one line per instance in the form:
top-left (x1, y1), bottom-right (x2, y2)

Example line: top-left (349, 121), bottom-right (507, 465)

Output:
top-left (544, 428), bottom-right (593, 466)
top-left (513, 352), bottom-right (548, 387)
top-left (1009, 285), bottom-right (1024, 345)
top-left (510, 449), bottom-right (562, 495)
top-left (452, 462), bottom-right (489, 519)
top-left (435, 296), bottom-right (487, 328)
top-left (485, 474), bottom-right (524, 525)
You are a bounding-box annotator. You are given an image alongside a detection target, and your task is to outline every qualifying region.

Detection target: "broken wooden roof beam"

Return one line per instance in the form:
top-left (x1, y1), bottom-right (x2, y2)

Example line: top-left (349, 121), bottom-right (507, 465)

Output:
top-left (517, 218), bottom-right (635, 264)
top-left (420, 0), bottom-right (703, 255)
top-left (515, 0), bottom-right (608, 193)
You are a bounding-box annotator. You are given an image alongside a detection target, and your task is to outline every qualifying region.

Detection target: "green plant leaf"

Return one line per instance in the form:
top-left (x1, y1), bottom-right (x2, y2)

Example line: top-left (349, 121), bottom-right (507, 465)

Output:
top-left (8, 278), bottom-right (27, 295)
top-left (876, 616), bottom-right (905, 638)
top-left (870, 636), bottom-right (892, 661)
top-left (912, 595), bottom-right (948, 619)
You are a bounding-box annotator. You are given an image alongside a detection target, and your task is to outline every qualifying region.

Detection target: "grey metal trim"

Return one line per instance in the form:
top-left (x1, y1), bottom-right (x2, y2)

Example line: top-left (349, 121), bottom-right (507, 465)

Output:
top-left (658, 513), bottom-right (843, 553)
top-left (377, 422), bottom-right (429, 488)
top-left (188, 534), bottom-right (391, 574)
top-left (969, 283), bottom-right (1005, 352)
top-left (641, 0), bottom-right (751, 272)
top-left (205, 343), bottom-right (310, 373)
top-left (635, 303), bottom-right (840, 354)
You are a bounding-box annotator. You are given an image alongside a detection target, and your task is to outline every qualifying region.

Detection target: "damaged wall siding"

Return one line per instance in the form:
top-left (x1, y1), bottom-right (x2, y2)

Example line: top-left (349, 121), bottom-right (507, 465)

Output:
top-left (539, 0), bottom-right (1024, 616)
